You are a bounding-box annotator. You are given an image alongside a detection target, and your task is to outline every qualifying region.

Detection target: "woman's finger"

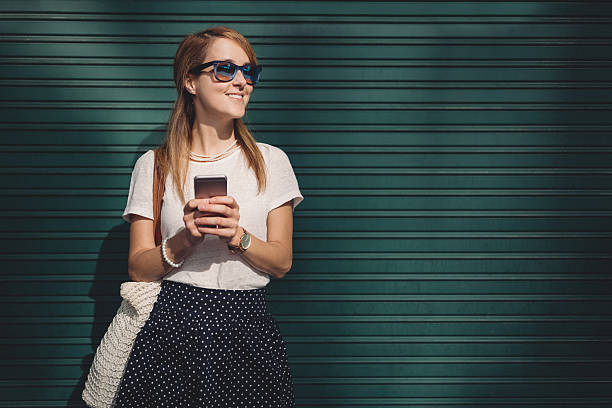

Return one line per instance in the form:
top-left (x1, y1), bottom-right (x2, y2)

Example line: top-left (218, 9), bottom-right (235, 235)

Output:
top-left (181, 200), bottom-right (209, 244)
top-left (198, 202), bottom-right (231, 217)
top-left (209, 195), bottom-right (239, 210)
top-left (196, 215), bottom-right (234, 228)
top-left (197, 216), bottom-right (237, 232)
top-left (185, 198), bottom-right (210, 214)
top-left (183, 199), bottom-right (198, 214)
top-left (198, 225), bottom-right (236, 238)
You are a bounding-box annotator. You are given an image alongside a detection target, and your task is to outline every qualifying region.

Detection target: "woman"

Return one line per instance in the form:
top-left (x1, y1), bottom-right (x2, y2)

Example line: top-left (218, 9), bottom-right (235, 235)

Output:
top-left (115, 26), bottom-right (302, 407)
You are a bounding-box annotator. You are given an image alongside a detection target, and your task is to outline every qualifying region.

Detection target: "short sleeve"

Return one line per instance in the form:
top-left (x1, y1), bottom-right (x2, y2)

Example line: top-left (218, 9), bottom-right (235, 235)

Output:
top-left (122, 150), bottom-right (155, 223)
top-left (266, 146), bottom-right (304, 214)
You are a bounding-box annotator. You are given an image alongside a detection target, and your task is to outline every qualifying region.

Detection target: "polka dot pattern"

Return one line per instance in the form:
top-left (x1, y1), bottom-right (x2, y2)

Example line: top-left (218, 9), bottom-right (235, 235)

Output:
top-left (114, 280), bottom-right (295, 407)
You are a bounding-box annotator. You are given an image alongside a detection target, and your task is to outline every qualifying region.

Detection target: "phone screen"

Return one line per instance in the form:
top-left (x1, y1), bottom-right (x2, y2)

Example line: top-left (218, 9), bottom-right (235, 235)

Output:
top-left (194, 175), bottom-right (227, 228)
top-left (194, 175), bottom-right (227, 199)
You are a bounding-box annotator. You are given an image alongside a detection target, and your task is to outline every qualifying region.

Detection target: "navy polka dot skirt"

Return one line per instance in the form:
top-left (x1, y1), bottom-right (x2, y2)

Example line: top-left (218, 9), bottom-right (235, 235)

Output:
top-left (114, 280), bottom-right (296, 407)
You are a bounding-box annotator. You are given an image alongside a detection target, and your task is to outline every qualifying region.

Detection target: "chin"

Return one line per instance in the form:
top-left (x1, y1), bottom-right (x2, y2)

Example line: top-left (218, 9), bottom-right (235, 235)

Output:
top-left (229, 108), bottom-right (247, 118)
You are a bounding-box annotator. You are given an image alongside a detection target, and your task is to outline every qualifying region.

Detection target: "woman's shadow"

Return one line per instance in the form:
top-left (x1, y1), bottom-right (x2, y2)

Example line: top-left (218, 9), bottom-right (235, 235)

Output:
top-left (69, 131), bottom-right (163, 406)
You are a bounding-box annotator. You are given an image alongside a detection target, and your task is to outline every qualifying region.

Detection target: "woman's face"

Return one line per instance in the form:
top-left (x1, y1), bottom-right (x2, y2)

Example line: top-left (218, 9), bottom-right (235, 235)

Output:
top-left (186, 38), bottom-right (254, 121)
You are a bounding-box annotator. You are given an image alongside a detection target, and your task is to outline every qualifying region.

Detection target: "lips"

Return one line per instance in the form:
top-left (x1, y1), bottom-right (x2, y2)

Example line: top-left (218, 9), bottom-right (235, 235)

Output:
top-left (226, 93), bottom-right (243, 99)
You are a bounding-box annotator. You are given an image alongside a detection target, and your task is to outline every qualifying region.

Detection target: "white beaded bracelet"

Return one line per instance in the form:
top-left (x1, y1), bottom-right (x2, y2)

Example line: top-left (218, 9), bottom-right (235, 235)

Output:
top-left (161, 237), bottom-right (184, 268)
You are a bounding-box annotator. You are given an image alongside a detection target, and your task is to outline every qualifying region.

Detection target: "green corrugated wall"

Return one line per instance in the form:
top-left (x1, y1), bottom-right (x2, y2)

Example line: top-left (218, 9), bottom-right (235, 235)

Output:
top-left (1, 1), bottom-right (612, 407)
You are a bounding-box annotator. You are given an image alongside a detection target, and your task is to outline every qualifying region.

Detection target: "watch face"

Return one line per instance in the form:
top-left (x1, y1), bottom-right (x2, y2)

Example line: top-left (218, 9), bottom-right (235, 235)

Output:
top-left (241, 231), bottom-right (251, 249)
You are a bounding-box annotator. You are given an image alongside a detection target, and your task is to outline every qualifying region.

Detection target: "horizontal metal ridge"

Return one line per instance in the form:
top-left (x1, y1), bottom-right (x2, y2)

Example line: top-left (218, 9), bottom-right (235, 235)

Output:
top-left (6, 79), bottom-right (612, 88)
top-left (289, 273), bottom-right (612, 281)
top-left (4, 209), bottom-right (612, 218)
top-left (294, 377), bottom-right (612, 384)
top-left (1, 336), bottom-right (609, 345)
top-left (8, 101), bottom-right (612, 110)
top-left (240, 396), bottom-right (612, 405)
top-left (288, 189), bottom-right (612, 196)
top-left (2, 356), bottom-right (610, 365)
top-left (0, 1), bottom-right (610, 15)
top-left (0, 397), bottom-right (607, 406)
top-left (288, 336), bottom-right (612, 343)
top-left (1, 315), bottom-right (610, 324)
top-left (2, 273), bottom-right (612, 281)
top-left (4, 188), bottom-right (612, 197)
top-left (6, 35), bottom-right (612, 46)
top-left (5, 167), bottom-right (612, 175)
top-left (6, 123), bottom-right (612, 131)
top-left (292, 356), bottom-right (612, 363)
top-left (5, 145), bottom-right (612, 153)
top-left (11, 56), bottom-right (612, 65)
top-left (4, 231), bottom-right (612, 239)
top-left (2, 253), bottom-right (612, 261)
top-left (5, 13), bottom-right (612, 23)
top-left (7, 59), bottom-right (612, 67)
top-left (1, 377), bottom-right (612, 386)
top-left (3, 294), bottom-right (612, 302)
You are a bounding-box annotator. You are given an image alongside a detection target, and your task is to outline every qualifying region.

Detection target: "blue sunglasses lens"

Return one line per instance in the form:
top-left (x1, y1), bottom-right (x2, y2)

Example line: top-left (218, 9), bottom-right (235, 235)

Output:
top-left (215, 62), bottom-right (260, 84)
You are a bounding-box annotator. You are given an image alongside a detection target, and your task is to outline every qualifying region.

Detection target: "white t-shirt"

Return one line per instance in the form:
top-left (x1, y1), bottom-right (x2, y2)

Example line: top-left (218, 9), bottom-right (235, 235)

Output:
top-left (122, 142), bottom-right (304, 290)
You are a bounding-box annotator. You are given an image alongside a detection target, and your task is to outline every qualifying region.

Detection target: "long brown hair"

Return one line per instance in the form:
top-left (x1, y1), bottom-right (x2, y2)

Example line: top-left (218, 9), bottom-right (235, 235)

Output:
top-left (156, 26), bottom-right (266, 205)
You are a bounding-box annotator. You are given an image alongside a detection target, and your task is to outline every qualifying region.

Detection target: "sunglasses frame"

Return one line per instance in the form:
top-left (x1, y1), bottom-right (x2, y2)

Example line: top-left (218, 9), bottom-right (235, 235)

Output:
top-left (188, 60), bottom-right (262, 85)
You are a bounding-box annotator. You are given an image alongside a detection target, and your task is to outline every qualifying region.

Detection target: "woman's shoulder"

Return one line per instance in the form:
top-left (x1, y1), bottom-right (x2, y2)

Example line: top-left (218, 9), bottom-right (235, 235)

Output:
top-left (141, 149), bottom-right (156, 160)
top-left (255, 142), bottom-right (289, 162)
top-left (136, 149), bottom-right (155, 164)
top-left (130, 149), bottom-right (155, 173)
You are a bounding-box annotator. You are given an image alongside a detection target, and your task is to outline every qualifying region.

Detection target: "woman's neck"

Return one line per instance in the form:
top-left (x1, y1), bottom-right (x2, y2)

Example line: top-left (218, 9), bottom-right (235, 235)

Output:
top-left (190, 120), bottom-right (236, 156)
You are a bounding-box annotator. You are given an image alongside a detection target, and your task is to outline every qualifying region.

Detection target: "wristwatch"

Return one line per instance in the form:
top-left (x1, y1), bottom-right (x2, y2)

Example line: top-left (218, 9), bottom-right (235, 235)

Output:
top-left (229, 227), bottom-right (251, 254)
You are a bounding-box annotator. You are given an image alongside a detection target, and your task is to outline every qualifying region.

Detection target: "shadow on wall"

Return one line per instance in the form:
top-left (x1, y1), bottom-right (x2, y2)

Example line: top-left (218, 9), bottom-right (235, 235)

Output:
top-left (70, 128), bottom-right (165, 406)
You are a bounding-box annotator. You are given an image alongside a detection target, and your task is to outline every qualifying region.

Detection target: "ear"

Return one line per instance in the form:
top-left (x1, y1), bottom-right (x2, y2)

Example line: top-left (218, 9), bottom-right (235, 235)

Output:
top-left (184, 74), bottom-right (197, 95)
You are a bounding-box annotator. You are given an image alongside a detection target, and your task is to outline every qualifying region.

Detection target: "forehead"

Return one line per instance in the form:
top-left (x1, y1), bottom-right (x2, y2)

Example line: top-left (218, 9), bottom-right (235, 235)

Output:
top-left (206, 38), bottom-right (250, 65)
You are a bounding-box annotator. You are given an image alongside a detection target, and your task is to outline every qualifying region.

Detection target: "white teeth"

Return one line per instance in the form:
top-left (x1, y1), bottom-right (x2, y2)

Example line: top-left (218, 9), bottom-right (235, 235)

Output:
top-left (227, 94), bottom-right (242, 99)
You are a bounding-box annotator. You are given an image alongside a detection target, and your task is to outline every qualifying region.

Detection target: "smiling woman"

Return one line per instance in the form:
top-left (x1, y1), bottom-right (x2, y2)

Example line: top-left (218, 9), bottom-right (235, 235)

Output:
top-left (83, 26), bottom-right (302, 408)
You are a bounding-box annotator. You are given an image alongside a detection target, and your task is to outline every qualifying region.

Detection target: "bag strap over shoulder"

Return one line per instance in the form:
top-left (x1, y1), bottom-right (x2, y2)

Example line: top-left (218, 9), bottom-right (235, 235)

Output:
top-left (153, 148), bottom-right (166, 247)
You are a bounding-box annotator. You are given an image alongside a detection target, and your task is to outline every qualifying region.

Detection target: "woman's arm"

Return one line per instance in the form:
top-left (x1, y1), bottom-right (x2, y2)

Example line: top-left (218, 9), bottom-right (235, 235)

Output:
top-left (232, 200), bottom-right (294, 279)
top-left (127, 199), bottom-right (214, 281)
top-left (127, 215), bottom-right (195, 282)
top-left (196, 197), bottom-right (295, 279)
top-left (127, 197), bottom-right (295, 281)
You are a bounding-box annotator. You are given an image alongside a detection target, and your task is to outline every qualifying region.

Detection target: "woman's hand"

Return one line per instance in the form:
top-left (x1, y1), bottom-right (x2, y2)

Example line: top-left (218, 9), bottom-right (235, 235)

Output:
top-left (183, 199), bottom-right (211, 246)
top-left (195, 196), bottom-right (242, 246)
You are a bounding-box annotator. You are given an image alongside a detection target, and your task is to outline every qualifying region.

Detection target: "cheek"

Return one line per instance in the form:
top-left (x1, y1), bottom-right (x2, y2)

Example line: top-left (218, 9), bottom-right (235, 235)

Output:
top-left (198, 87), bottom-right (224, 106)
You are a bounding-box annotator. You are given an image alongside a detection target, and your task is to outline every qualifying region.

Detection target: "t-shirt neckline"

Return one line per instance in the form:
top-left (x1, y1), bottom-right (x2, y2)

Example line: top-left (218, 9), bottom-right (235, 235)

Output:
top-left (188, 145), bottom-right (242, 164)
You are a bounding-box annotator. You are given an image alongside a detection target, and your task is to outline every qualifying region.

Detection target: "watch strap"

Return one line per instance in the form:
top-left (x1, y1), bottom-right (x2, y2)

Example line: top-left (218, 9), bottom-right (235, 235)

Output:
top-left (229, 227), bottom-right (249, 254)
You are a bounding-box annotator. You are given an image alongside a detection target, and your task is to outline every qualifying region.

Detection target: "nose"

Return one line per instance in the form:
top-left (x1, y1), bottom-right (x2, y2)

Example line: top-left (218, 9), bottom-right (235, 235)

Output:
top-left (232, 68), bottom-right (247, 85)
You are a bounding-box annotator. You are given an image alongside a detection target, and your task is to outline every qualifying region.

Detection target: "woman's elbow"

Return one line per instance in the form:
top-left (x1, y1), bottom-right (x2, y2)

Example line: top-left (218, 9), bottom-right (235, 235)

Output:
top-left (127, 265), bottom-right (140, 282)
top-left (127, 256), bottom-right (145, 282)
top-left (275, 258), bottom-right (292, 278)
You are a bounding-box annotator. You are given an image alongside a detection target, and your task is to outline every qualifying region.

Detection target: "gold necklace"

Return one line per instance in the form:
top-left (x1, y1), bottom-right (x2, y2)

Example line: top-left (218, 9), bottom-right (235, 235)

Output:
top-left (189, 139), bottom-right (240, 163)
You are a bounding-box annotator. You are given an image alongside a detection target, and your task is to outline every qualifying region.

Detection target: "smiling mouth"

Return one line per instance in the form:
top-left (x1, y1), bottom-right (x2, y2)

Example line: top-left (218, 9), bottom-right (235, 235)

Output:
top-left (226, 94), bottom-right (243, 100)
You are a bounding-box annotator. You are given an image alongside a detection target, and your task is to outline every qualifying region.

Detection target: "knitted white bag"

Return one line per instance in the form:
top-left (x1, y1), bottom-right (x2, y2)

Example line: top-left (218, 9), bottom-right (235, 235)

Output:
top-left (82, 280), bottom-right (162, 408)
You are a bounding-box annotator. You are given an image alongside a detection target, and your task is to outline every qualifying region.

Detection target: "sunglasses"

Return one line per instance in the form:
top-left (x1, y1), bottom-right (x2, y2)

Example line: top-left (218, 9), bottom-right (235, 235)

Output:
top-left (188, 60), bottom-right (262, 85)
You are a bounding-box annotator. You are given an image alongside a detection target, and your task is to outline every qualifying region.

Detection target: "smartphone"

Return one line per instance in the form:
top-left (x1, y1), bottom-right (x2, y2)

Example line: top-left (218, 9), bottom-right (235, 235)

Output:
top-left (194, 175), bottom-right (227, 228)
top-left (194, 175), bottom-right (227, 199)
